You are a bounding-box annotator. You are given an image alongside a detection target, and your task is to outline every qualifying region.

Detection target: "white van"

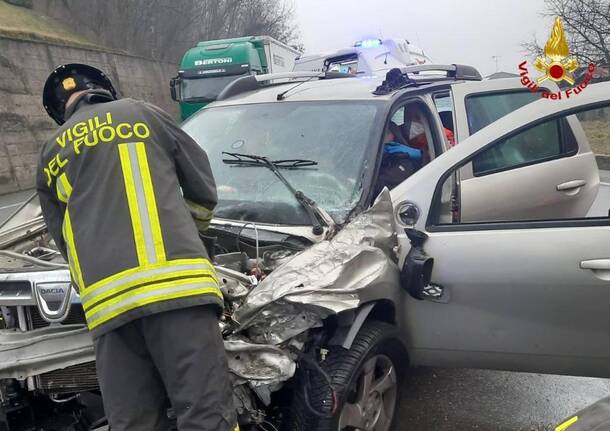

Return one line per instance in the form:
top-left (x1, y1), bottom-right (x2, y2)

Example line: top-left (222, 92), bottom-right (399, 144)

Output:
top-left (293, 38), bottom-right (431, 77)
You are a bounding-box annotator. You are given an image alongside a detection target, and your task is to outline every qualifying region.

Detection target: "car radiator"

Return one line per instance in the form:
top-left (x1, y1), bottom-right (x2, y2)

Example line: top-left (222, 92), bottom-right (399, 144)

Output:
top-left (35, 362), bottom-right (99, 394)
top-left (26, 305), bottom-right (99, 394)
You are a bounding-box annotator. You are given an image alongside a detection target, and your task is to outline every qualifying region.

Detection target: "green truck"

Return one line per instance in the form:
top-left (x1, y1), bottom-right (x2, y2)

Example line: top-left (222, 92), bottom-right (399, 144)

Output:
top-left (171, 35), bottom-right (300, 120)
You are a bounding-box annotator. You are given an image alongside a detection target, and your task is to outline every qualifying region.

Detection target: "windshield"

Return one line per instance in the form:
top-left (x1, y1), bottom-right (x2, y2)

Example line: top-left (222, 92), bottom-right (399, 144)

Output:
top-left (181, 73), bottom-right (248, 102)
top-left (182, 101), bottom-right (383, 225)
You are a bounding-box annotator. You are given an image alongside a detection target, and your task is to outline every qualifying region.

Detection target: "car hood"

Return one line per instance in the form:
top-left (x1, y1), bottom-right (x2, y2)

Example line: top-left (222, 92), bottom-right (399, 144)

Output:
top-left (0, 194), bottom-right (46, 250)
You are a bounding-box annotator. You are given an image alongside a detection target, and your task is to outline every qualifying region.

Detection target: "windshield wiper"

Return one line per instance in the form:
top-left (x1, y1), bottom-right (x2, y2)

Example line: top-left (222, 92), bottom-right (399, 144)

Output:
top-left (222, 152), bottom-right (336, 236)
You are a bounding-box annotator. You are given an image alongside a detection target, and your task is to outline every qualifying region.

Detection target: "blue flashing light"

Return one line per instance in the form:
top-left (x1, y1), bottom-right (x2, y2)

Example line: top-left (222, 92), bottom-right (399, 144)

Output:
top-left (354, 38), bottom-right (382, 49)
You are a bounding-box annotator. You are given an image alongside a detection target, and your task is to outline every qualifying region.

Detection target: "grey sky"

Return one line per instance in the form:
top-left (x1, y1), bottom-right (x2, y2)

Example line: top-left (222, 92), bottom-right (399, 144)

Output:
top-left (294, 0), bottom-right (555, 76)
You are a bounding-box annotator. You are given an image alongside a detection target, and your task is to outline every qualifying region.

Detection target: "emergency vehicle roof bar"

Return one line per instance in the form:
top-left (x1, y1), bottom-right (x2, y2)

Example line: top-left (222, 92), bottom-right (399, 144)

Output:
top-left (217, 71), bottom-right (354, 101)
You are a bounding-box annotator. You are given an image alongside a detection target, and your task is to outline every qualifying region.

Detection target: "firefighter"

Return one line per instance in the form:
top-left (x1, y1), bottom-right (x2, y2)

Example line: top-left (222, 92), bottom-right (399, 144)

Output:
top-left (38, 63), bottom-right (238, 431)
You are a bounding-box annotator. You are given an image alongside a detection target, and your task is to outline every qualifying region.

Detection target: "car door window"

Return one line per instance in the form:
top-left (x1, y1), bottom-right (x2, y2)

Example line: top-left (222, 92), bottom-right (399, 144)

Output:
top-left (391, 107), bottom-right (404, 126)
top-left (465, 91), bottom-right (539, 134)
top-left (433, 92), bottom-right (453, 130)
top-left (387, 100), bottom-right (439, 163)
top-left (433, 92), bottom-right (456, 147)
top-left (373, 101), bottom-right (439, 198)
top-left (401, 101), bottom-right (439, 162)
top-left (472, 118), bottom-right (577, 176)
top-left (432, 104), bottom-right (609, 225)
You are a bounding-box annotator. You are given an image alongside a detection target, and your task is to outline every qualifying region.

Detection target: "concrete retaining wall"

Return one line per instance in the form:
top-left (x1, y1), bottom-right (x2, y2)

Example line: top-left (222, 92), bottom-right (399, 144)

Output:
top-left (0, 36), bottom-right (178, 194)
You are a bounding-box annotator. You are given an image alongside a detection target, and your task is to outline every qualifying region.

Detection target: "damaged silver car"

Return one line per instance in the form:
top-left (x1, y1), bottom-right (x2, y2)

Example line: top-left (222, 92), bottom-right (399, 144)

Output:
top-left (0, 189), bottom-right (404, 431)
top-left (1, 69), bottom-right (609, 431)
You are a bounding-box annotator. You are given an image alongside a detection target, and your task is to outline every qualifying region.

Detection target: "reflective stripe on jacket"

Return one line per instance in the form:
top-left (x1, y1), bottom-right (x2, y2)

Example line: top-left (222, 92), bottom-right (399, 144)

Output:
top-left (37, 95), bottom-right (222, 338)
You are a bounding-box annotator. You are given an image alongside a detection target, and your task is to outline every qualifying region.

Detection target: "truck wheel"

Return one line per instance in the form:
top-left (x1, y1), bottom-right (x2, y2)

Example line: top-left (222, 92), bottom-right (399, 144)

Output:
top-left (288, 321), bottom-right (407, 431)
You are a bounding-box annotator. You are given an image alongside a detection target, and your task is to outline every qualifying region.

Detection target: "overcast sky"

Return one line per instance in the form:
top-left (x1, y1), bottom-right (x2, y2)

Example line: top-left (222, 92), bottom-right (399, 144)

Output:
top-left (294, 0), bottom-right (555, 76)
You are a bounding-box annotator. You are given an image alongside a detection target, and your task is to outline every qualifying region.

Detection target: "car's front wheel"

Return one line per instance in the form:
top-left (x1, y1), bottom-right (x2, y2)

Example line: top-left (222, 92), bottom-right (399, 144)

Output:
top-left (289, 321), bottom-right (407, 431)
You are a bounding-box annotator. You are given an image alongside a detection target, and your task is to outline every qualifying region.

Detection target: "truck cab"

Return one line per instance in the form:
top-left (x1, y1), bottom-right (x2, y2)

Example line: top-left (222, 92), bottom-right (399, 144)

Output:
top-left (170, 36), bottom-right (300, 121)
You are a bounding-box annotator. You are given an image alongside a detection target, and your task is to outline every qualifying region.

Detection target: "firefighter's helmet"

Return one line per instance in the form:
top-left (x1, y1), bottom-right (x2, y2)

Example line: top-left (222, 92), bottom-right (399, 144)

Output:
top-left (43, 63), bottom-right (117, 125)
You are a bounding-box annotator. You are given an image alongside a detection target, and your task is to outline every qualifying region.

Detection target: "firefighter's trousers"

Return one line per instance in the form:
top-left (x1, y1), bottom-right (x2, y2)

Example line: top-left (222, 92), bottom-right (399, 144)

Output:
top-left (94, 305), bottom-right (237, 431)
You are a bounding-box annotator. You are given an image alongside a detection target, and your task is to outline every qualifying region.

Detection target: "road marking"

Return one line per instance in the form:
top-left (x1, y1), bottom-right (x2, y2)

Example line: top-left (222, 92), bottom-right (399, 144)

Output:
top-left (0, 202), bottom-right (23, 211)
top-left (601, 182), bottom-right (610, 186)
top-left (555, 415), bottom-right (578, 431)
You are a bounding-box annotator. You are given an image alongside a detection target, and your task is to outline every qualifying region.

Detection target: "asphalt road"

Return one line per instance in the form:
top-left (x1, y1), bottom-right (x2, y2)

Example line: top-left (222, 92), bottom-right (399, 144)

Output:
top-left (397, 368), bottom-right (610, 430)
top-left (1, 176), bottom-right (610, 430)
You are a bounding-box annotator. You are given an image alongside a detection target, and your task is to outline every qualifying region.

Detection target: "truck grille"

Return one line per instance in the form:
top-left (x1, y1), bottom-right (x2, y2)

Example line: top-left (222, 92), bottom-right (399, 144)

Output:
top-left (35, 362), bottom-right (99, 394)
top-left (27, 304), bottom-right (86, 329)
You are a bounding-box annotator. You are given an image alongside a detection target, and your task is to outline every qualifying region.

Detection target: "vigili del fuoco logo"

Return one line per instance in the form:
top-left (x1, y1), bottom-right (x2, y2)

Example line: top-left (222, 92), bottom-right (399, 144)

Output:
top-left (518, 17), bottom-right (596, 100)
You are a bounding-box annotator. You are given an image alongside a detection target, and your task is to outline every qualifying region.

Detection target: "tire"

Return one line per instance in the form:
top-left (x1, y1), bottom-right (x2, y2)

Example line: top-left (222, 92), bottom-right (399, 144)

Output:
top-left (287, 321), bottom-right (407, 431)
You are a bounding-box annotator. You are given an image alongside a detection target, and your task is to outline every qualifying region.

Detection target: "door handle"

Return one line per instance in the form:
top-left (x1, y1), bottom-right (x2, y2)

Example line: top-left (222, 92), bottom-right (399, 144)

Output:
top-left (581, 259), bottom-right (610, 281)
top-left (581, 259), bottom-right (610, 270)
top-left (556, 180), bottom-right (586, 192)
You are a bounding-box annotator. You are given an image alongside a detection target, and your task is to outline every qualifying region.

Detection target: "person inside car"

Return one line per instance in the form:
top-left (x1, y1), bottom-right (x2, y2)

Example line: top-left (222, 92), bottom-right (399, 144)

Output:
top-left (438, 110), bottom-right (456, 147)
top-left (403, 106), bottom-right (455, 162)
top-left (373, 124), bottom-right (422, 197)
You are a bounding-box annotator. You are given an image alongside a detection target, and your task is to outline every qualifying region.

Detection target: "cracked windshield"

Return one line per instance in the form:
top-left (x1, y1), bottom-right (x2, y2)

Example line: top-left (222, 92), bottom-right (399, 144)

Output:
top-left (183, 102), bottom-right (381, 224)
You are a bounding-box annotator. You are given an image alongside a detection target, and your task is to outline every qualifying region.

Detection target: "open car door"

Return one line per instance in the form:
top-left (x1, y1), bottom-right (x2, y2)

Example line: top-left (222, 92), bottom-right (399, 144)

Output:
top-left (448, 78), bottom-right (599, 221)
top-left (393, 81), bottom-right (610, 378)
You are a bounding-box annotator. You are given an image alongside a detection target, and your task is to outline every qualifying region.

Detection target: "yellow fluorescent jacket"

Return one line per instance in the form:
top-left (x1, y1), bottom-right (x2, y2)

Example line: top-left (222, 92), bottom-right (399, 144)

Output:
top-left (36, 97), bottom-right (221, 338)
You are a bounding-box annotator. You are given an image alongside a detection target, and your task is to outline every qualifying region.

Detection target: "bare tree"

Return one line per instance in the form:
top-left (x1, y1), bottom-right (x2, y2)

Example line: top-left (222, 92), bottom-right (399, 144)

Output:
top-left (33, 0), bottom-right (300, 63)
top-left (523, 0), bottom-right (610, 65)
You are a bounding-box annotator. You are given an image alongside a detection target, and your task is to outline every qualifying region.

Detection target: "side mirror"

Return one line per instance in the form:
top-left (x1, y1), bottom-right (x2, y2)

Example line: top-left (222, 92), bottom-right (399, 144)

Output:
top-left (400, 228), bottom-right (434, 300)
top-left (170, 77), bottom-right (181, 101)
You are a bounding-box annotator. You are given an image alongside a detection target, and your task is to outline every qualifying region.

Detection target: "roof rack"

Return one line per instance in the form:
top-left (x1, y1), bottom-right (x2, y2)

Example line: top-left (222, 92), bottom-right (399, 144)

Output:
top-left (217, 71), bottom-right (354, 101)
top-left (373, 64), bottom-right (482, 95)
top-left (399, 64), bottom-right (482, 81)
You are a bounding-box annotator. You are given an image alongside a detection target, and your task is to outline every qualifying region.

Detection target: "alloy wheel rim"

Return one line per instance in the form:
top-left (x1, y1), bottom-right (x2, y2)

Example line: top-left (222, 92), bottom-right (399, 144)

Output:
top-left (337, 354), bottom-right (398, 431)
